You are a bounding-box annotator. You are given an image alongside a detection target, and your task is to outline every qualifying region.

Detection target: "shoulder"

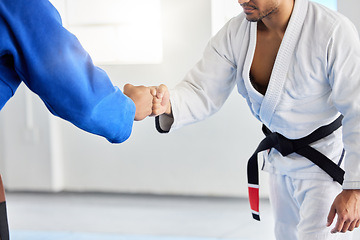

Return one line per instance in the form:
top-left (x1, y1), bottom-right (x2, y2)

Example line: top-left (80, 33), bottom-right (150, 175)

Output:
top-left (299, 1), bottom-right (358, 52)
top-left (306, 2), bottom-right (356, 35)
top-left (225, 12), bottom-right (248, 34)
top-left (211, 12), bottom-right (250, 46)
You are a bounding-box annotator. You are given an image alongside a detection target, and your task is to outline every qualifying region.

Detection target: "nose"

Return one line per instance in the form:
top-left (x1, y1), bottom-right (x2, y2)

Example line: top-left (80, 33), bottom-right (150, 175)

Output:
top-left (238, 0), bottom-right (250, 4)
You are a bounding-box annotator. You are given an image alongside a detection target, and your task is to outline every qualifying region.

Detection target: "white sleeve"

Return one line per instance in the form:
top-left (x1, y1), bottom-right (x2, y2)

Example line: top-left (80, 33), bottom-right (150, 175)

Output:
top-left (157, 21), bottom-right (238, 132)
top-left (328, 16), bottom-right (360, 189)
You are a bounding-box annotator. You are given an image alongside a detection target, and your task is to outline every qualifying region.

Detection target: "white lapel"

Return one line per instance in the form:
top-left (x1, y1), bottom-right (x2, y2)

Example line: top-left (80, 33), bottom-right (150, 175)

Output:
top-left (242, 20), bottom-right (263, 119)
top-left (258, 0), bottom-right (309, 126)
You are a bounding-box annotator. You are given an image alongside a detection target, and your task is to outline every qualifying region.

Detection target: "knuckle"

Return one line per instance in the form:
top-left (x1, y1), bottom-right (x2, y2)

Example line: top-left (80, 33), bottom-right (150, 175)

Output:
top-left (152, 109), bottom-right (159, 115)
top-left (159, 84), bottom-right (167, 90)
top-left (338, 213), bottom-right (350, 221)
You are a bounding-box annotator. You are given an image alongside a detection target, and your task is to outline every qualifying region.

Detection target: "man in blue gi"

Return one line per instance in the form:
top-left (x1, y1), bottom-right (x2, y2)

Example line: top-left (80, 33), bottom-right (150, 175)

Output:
top-left (0, 0), bottom-right (153, 238)
top-left (0, 0), bottom-right (153, 143)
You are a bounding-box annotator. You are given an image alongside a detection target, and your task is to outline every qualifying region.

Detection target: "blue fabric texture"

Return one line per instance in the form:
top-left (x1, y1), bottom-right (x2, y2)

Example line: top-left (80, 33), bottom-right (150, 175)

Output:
top-left (0, 0), bottom-right (136, 143)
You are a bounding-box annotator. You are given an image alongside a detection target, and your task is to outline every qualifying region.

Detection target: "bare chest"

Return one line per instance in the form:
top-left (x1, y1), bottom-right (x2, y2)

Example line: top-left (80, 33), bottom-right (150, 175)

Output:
top-left (250, 33), bottom-right (282, 95)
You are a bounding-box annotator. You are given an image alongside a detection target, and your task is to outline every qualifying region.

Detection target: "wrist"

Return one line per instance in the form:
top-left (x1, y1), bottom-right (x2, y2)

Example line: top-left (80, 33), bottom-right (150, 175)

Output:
top-left (343, 189), bottom-right (360, 191)
top-left (343, 189), bottom-right (360, 196)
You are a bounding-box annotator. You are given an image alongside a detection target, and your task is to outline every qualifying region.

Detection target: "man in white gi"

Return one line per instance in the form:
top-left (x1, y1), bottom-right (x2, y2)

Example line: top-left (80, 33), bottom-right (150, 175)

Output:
top-left (125, 0), bottom-right (360, 239)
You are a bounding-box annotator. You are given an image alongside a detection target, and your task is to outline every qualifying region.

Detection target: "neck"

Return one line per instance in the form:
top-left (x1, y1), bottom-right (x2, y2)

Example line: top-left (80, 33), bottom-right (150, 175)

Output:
top-left (260, 0), bottom-right (294, 37)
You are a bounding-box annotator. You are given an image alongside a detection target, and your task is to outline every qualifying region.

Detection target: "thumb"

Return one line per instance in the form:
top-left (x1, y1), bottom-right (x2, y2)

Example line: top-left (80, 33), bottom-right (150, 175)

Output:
top-left (149, 86), bottom-right (157, 97)
top-left (161, 90), bottom-right (170, 107)
top-left (123, 83), bottom-right (134, 92)
top-left (327, 204), bottom-right (336, 227)
top-left (156, 84), bottom-right (168, 99)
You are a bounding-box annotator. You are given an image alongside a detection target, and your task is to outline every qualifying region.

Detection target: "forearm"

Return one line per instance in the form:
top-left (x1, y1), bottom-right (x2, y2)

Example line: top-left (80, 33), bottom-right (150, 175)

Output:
top-left (2, 0), bottom-right (136, 143)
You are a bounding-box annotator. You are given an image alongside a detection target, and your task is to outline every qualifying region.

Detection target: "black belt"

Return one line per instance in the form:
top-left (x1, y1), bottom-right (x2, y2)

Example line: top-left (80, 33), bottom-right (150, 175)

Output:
top-left (247, 115), bottom-right (345, 221)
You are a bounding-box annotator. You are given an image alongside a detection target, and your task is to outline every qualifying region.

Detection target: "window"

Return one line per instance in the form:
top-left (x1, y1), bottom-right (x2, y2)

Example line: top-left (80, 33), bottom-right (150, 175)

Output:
top-left (50, 0), bottom-right (163, 65)
top-left (211, 0), bottom-right (240, 35)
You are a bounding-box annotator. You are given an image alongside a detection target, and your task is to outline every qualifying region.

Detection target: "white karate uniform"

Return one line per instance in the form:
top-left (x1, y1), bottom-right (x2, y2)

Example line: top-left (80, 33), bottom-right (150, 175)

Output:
top-left (269, 173), bottom-right (354, 240)
top-left (157, 0), bottom-right (360, 239)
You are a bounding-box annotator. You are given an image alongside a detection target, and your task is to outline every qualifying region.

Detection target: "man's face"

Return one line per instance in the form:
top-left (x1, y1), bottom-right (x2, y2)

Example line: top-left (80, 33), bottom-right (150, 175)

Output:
top-left (238, 0), bottom-right (280, 22)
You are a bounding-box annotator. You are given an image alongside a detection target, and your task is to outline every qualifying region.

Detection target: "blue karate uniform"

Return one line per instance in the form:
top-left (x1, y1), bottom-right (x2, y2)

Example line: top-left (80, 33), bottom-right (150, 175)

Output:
top-left (0, 0), bottom-right (136, 143)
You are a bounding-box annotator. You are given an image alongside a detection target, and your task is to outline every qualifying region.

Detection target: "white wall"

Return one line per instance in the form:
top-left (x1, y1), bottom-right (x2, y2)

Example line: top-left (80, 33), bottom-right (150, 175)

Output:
top-left (0, 87), bottom-right (64, 191)
top-left (0, 0), bottom-right (265, 197)
top-left (338, 0), bottom-right (360, 29)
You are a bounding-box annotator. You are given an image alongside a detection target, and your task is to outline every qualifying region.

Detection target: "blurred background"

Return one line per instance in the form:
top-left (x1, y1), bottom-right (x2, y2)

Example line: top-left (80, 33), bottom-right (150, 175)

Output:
top-left (1, 0), bottom-right (359, 239)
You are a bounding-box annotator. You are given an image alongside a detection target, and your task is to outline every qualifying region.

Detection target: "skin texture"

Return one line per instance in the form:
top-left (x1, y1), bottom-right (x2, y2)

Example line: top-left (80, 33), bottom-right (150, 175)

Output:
top-left (151, 84), bottom-right (171, 117)
top-left (327, 189), bottom-right (360, 233)
top-left (123, 84), bottom-right (155, 121)
top-left (239, 0), bottom-right (281, 22)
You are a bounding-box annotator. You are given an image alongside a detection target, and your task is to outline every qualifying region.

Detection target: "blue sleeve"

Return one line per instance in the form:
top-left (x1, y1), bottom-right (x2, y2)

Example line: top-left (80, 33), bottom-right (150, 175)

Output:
top-left (0, 0), bottom-right (136, 143)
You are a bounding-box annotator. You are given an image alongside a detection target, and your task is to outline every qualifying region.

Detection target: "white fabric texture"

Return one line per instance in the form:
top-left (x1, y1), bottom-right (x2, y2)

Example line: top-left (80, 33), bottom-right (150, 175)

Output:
top-left (269, 173), bottom-right (354, 240)
top-left (158, 0), bottom-right (360, 189)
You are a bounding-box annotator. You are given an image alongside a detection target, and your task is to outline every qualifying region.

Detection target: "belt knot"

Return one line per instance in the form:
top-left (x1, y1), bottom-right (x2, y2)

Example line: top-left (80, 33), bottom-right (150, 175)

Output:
top-left (271, 133), bottom-right (294, 157)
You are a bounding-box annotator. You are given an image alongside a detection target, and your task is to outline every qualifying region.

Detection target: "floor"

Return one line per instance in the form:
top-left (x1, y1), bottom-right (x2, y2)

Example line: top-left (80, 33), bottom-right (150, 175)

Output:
top-left (5, 192), bottom-right (276, 240)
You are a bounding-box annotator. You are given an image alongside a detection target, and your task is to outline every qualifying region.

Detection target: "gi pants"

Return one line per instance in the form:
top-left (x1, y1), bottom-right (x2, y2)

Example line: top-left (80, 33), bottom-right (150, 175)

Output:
top-left (269, 173), bottom-right (354, 240)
